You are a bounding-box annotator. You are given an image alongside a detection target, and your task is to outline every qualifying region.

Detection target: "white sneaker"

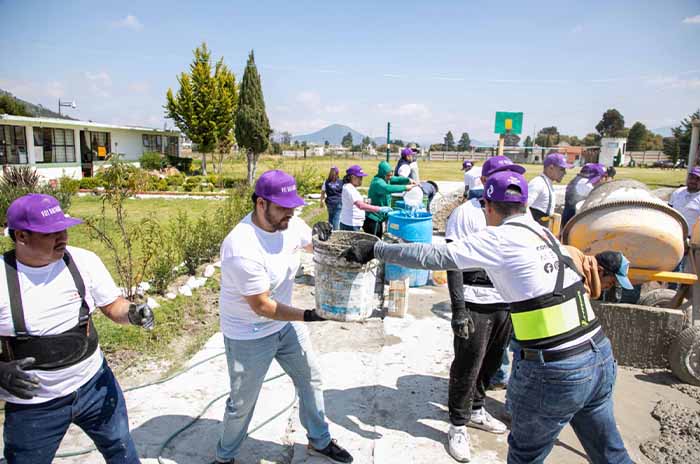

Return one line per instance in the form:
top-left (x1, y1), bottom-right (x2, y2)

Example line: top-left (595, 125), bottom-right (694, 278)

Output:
top-left (448, 424), bottom-right (471, 462)
top-left (469, 407), bottom-right (507, 434)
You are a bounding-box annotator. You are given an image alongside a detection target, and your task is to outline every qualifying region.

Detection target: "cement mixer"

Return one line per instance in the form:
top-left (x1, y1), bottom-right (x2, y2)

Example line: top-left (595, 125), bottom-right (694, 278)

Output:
top-left (562, 179), bottom-right (700, 386)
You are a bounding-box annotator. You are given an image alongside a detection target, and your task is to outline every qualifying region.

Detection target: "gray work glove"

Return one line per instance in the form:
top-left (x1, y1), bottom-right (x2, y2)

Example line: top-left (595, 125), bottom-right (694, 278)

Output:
top-left (128, 303), bottom-right (155, 330)
top-left (303, 309), bottom-right (326, 322)
top-left (312, 221), bottom-right (333, 241)
top-left (340, 240), bottom-right (376, 264)
top-left (0, 357), bottom-right (40, 399)
top-left (451, 307), bottom-right (476, 339)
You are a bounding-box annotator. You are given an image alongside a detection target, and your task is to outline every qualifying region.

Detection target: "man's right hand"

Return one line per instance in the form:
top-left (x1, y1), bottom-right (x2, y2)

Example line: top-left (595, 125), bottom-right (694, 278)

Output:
top-left (340, 240), bottom-right (376, 264)
top-left (0, 357), bottom-right (40, 399)
top-left (451, 308), bottom-right (476, 339)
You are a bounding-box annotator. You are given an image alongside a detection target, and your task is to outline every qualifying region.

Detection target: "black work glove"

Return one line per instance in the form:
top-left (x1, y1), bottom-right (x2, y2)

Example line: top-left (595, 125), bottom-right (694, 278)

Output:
top-left (128, 303), bottom-right (155, 330)
top-left (340, 240), bottom-right (376, 264)
top-left (312, 221), bottom-right (333, 241)
top-left (0, 357), bottom-right (40, 400)
top-left (303, 309), bottom-right (326, 322)
top-left (451, 307), bottom-right (476, 339)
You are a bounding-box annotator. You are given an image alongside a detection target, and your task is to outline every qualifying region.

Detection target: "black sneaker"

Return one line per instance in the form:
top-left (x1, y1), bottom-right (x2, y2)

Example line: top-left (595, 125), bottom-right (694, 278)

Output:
top-left (308, 438), bottom-right (354, 463)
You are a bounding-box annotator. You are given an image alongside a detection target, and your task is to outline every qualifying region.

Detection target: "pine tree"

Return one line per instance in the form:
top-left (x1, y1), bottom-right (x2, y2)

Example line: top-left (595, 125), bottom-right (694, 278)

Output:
top-left (457, 132), bottom-right (471, 151)
top-left (235, 50), bottom-right (271, 185)
top-left (444, 131), bottom-right (455, 151)
top-left (627, 122), bottom-right (648, 152)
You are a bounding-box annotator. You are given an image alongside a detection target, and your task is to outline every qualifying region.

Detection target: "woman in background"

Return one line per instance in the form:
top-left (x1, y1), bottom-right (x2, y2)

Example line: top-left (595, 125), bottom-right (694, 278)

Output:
top-left (340, 165), bottom-right (391, 231)
top-left (320, 166), bottom-right (343, 229)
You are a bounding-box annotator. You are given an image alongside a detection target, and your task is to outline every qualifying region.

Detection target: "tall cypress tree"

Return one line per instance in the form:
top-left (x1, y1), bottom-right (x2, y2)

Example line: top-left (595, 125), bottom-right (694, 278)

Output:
top-left (235, 50), bottom-right (271, 185)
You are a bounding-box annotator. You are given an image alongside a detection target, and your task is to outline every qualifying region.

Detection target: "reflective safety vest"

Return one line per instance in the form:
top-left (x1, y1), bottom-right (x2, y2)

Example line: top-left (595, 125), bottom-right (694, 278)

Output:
top-left (506, 223), bottom-right (600, 349)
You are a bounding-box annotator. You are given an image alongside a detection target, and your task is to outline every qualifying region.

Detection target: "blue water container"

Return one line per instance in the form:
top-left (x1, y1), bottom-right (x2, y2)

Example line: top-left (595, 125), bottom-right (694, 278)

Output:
top-left (384, 210), bottom-right (433, 287)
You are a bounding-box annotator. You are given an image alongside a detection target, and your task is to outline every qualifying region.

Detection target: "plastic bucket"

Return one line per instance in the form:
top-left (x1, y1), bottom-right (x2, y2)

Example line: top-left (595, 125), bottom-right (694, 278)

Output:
top-left (384, 210), bottom-right (433, 287)
top-left (313, 231), bottom-right (379, 321)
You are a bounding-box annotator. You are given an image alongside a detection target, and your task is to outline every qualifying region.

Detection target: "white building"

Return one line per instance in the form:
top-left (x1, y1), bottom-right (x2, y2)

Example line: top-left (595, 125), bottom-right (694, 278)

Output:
top-left (599, 137), bottom-right (627, 167)
top-left (0, 114), bottom-right (180, 180)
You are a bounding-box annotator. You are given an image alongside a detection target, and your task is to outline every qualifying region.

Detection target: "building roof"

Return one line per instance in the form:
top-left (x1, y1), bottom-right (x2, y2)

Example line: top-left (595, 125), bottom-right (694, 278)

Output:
top-left (0, 114), bottom-right (179, 135)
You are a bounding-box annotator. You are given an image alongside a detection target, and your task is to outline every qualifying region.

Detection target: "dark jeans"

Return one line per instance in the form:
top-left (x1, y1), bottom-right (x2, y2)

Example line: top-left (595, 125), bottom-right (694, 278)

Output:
top-left (362, 217), bottom-right (383, 238)
top-left (339, 223), bottom-right (360, 231)
top-left (3, 360), bottom-right (140, 464)
top-left (561, 205), bottom-right (576, 228)
top-left (507, 336), bottom-right (631, 464)
top-left (449, 306), bottom-right (512, 426)
top-left (326, 203), bottom-right (341, 230)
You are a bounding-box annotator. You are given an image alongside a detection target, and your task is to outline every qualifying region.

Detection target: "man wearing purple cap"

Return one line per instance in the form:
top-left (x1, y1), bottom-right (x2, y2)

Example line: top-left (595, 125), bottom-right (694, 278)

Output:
top-left (442, 155), bottom-right (525, 461)
top-left (562, 163), bottom-right (609, 227)
top-left (528, 152), bottom-right (573, 227)
top-left (462, 160), bottom-right (484, 200)
top-left (342, 171), bottom-right (631, 464)
top-left (215, 170), bottom-right (353, 464)
top-left (0, 194), bottom-right (154, 463)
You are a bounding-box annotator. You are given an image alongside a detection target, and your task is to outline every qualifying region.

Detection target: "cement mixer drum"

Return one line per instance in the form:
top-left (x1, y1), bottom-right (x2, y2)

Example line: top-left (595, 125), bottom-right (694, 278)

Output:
top-left (562, 180), bottom-right (687, 271)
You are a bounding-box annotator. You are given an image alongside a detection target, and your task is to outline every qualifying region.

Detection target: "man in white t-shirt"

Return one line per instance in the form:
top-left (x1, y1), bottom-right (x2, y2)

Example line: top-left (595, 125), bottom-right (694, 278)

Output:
top-left (528, 153), bottom-right (573, 226)
top-left (462, 160), bottom-right (484, 200)
top-left (0, 194), bottom-right (154, 464)
top-left (670, 167), bottom-right (700, 235)
top-left (215, 170), bottom-right (353, 464)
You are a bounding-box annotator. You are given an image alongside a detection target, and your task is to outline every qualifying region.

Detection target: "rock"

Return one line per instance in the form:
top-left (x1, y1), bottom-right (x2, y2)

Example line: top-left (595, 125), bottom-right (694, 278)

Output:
top-left (214, 261), bottom-right (222, 268)
top-left (147, 297), bottom-right (159, 308)
top-left (165, 292), bottom-right (177, 300)
top-left (307, 193), bottom-right (322, 200)
top-left (178, 285), bottom-right (192, 297)
top-left (186, 276), bottom-right (207, 289)
top-left (137, 282), bottom-right (151, 295)
top-left (204, 265), bottom-right (216, 278)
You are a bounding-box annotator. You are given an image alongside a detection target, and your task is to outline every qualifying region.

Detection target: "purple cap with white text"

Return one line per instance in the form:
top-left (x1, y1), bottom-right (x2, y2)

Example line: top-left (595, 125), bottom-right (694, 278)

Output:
top-left (254, 170), bottom-right (306, 208)
top-left (346, 165), bottom-right (368, 177)
top-left (484, 171), bottom-right (528, 204)
top-left (482, 155), bottom-right (527, 177)
top-left (544, 152), bottom-right (574, 169)
top-left (580, 163), bottom-right (607, 184)
top-left (7, 194), bottom-right (83, 233)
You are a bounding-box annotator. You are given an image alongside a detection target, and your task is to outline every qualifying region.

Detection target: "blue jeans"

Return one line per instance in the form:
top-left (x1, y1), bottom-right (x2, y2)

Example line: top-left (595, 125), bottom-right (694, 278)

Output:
top-left (507, 336), bottom-right (631, 464)
top-left (339, 223), bottom-right (360, 231)
top-left (327, 203), bottom-right (341, 230)
top-left (3, 360), bottom-right (139, 464)
top-left (467, 188), bottom-right (484, 200)
top-left (216, 323), bottom-right (331, 461)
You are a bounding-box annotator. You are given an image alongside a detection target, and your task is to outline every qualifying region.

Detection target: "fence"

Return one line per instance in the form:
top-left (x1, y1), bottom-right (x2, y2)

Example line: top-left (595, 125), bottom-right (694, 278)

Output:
top-left (626, 151), bottom-right (670, 165)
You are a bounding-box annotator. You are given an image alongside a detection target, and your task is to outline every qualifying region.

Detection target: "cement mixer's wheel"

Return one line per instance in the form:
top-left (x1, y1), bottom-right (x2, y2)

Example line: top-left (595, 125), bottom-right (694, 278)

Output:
top-left (669, 326), bottom-right (700, 386)
top-left (638, 289), bottom-right (691, 310)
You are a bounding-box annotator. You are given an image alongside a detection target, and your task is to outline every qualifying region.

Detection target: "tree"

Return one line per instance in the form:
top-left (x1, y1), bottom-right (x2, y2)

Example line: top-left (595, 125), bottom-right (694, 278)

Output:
top-left (457, 132), bottom-right (471, 151)
top-left (504, 133), bottom-right (520, 147)
top-left (444, 131), bottom-right (455, 151)
top-left (535, 127), bottom-right (560, 147)
top-left (281, 131), bottom-right (292, 145)
top-left (341, 132), bottom-right (353, 148)
top-left (671, 109), bottom-right (700, 164)
top-left (235, 50), bottom-right (271, 185)
top-left (324, 140), bottom-right (330, 148)
top-left (211, 60), bottom-right (237, 176)
top-left (644, 133), bottom-right (664, 151)
top-left (0, 94), bottom-right (30, 116)
top-left (663, 137), bottom-right (679, 162)
top-left (166, 42), bottom-right (228, 176)
top-left (361, 135), bottom-right (371, 148)
top-left (627, 122), bottom-right (648, 152)
top-left (524, 135), bottom-right (533, 155)
top-left (595, 109), bottom-right (625, 137)
top-left (582, 133), bottom-right (601, 146)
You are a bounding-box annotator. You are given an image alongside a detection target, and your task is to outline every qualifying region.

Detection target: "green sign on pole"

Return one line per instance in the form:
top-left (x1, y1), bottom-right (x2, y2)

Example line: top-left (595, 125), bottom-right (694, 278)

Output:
top-left (494, 112), bottom-right (523, 135)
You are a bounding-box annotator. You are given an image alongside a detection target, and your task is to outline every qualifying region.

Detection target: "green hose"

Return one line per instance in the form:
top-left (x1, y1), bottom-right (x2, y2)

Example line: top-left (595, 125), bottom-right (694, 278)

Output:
top-left (54, 352), bottom-right (295, 461)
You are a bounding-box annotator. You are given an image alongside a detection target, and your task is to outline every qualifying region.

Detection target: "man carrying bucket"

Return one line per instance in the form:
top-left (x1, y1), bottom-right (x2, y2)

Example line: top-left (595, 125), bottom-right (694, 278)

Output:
top-left (214, 170), bottom-right (353, 464)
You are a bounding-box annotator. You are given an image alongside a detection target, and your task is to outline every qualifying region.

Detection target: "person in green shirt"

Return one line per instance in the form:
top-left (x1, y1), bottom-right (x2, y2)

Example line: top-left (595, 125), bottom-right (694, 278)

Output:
top-left (363, 161), bottom-right (416, 237)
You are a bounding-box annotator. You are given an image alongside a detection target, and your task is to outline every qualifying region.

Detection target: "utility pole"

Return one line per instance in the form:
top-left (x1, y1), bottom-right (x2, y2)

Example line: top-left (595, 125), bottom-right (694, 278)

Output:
top-left (386, 122), bottom-right (391, 162)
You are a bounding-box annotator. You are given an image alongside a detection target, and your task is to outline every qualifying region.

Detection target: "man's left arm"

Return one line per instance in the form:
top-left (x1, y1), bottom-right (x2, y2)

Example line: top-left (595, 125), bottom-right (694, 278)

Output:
top-left (100, 296), bottom-right (154, 329)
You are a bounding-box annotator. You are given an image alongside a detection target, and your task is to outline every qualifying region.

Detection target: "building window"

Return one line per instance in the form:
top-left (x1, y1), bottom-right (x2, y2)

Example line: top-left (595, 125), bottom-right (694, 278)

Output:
top-left (90, 131), bottom-right (111, 158)
top-left (0, 125), bottom-right (28, 165)
top-left (165, 136), bottom-right (178, 156)
top-left (32, 127), bottom-right (76, 163)
top-left (142, 134), bottom-right (162, 153)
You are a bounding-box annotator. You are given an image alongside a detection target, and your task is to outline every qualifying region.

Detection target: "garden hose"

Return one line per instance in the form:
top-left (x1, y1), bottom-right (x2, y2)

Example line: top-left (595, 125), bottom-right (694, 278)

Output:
top-left (53, 352), bottom-right (296, 461)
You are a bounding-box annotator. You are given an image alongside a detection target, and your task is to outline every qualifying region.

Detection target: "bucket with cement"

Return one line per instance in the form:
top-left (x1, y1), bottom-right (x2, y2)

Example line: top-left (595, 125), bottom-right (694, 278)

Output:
top-left (313, 231), bottom-right (379, 322)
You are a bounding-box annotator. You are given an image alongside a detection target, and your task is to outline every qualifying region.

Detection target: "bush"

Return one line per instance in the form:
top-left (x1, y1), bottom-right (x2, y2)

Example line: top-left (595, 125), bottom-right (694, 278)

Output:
top-left (166, 174), bottom-right (185, 187)
top-left (140, 152), bottom-right (163, 171)
top-left (0, 166), bottom-right (76, 224)
top-left (79, 177), bottom-right (104, 190)
top-left (222, 177), bottom-right (237, 188)
top-left (58, 176), bottom-right (80, 195)
top-left (293, 163), bottom-right (324, 196)
top-left (156, 179), bottom-right (169, 191)
top-left (165, 155), bottom-right (193, 173)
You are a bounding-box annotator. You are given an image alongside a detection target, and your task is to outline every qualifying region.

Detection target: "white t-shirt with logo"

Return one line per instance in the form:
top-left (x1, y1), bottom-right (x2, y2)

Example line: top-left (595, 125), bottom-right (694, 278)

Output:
top-left (670, 186), bottom-right (700, 234)
top-left (340, 183), bottom-right (365, 227)
top-left (0, 246), bottom-right (121, 404)
top-left (219, 213), bottom-right (312, 340)
top-left (464, 167), bottom-right (483, 191)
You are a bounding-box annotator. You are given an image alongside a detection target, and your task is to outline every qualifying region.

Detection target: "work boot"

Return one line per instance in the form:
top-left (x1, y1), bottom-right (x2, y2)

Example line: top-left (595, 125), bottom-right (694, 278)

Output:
top-left (469, 407), bottom-right (507, 434)
top-left (448, 424), bottom-right (471, 462)
top-left (307, 438), bottom-right (353, 463)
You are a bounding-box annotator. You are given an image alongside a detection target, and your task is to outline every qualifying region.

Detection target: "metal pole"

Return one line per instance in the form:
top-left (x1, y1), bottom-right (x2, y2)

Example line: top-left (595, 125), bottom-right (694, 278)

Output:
top-left (688, 119), bottom-right (700, 171)
top-left (58, 99), bottom-right (61, 116)
top-left (386, 122), bottom-right (391, 162)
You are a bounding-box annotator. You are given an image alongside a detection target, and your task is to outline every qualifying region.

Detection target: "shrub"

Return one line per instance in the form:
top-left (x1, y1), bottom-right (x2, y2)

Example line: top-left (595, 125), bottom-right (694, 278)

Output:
top-left (165, 155), bottom-right (193, 173)
top-left (140, 152), bottom-right (164, 171)
top-left (166, 174), bottom-right (184, 187)
top-left (148, 219), bottom-right (183, 294)
top-left (222, 177), bottom-right (237, 188)
top-left (156, 179), bottom-right (169, 191)
top-left (293, 163), bottom-right (324, 197)
top-left (79, 177), bottom-right (104, 190)
top-left (0, 166), bottom-right (76, 224)
top-left (59, 176), bottom-right (80, 195)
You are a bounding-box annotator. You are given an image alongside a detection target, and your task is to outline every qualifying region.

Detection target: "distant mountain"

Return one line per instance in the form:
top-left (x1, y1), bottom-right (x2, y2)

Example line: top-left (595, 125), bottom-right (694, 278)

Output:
top-left (651, 126), bottom-right (674, 137)
top-left (292, 124), bottom-right (372, 145)
top-left (0, 89), bottom-right (73, 119)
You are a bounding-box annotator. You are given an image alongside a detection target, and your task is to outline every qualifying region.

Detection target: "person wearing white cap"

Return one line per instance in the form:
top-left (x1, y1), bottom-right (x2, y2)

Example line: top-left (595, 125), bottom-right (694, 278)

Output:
top-left (528, 152), bottom-right (573, 227)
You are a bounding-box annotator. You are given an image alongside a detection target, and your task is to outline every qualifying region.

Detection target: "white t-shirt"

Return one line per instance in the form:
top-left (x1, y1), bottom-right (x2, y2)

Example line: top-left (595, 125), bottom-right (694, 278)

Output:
top-left (464, 167), bottom-right (483, 191)
top-left (528, 174), bottom-right (555, 215)
top-left (445, 199), bottom-right (504, 304)
top-left (219, 213), bottom-right (312, 340)
top-left (0, 246), bottom-right (121, 404)
top-left (340, 183), bottom-right (365, 227)
top-left (670, 186), bottom-right (700, 234)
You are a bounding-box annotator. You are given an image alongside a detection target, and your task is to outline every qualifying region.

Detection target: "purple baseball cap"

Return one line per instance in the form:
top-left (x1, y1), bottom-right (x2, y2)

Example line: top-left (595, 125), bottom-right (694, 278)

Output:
top-left (7, 194), bottom-right (83, 233)
top-left (484, 171), bottom-right (528, 204)
top-left (544, 152), bottom-right (574, 169)
top-left (580, 163), bottom-right (607, 184)
top-left (254, 170), bottom-right (306, 208)
top-left (346, 165), bottom-right (368, 177)
top-left (689, 167), bottom-right (700, 178)
top-left (331, 165), bottom-right (339, 173)
top-left (462, 160), bottom-right (473, 170)
top-left (401, 147), bottom-right (413, 158)
top-left (482, 155), bottom-right (527, 177)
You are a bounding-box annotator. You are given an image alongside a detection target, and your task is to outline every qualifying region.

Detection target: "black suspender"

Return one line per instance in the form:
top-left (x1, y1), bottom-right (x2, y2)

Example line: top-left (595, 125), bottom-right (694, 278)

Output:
top-left (62, 251), bottom-right (91, 329)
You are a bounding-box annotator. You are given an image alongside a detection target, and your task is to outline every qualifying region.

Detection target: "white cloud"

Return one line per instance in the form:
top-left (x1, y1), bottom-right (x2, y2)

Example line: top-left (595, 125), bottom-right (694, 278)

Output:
top-left (296, 91), bottom-right (322, 110)
top-left (84, 71), bottom-right (112, 97)
top-left (682, 15), bottom-right (700, 24)
top-left (113, 14), bottom-right (143, 30)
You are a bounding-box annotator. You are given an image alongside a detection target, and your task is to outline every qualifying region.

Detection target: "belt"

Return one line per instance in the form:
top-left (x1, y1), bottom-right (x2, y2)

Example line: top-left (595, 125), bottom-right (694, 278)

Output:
top-left (520, 330), bottom-right (605, 362)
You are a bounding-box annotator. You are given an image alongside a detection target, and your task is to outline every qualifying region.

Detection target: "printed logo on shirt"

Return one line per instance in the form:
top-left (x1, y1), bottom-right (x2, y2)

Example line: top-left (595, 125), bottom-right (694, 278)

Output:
top-left (544, 262), bottom-right (555, 273)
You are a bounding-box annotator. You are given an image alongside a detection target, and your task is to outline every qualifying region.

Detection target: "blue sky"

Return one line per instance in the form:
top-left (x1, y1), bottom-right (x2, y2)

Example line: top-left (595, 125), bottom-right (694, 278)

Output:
top-left (1, 0), bottom-right (699, 144)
